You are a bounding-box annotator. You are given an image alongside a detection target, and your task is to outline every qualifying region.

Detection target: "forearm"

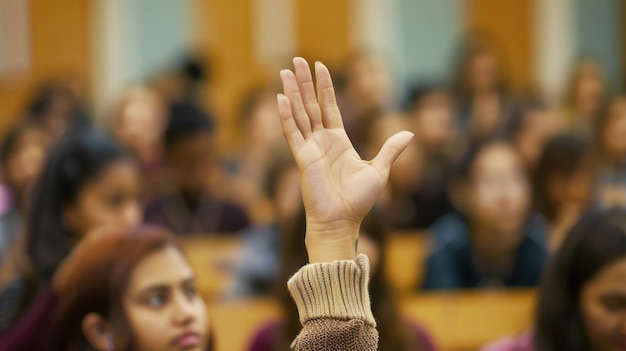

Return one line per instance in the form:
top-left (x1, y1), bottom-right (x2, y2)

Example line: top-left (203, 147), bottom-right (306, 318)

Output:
top-left (287, 254), bottom-right (378, 351)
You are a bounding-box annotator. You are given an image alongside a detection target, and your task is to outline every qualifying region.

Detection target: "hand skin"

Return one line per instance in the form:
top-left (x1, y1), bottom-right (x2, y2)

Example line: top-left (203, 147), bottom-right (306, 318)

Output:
top-left (277, 58), bottom-right (413, 263)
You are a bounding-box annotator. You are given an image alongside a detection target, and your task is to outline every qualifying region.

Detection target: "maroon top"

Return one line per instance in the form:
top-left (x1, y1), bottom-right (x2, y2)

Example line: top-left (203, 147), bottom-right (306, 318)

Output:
top-left (0, 285), bottom-right (56, 351)
top-left (249, 319), bottom-right (438, 351)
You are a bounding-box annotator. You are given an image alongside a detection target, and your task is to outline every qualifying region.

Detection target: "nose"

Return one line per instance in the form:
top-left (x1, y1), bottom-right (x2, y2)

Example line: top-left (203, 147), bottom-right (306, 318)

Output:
top-left (122, 202), bottom-right (141, 227)
top-left (172, 291), bottom-right (196, 326)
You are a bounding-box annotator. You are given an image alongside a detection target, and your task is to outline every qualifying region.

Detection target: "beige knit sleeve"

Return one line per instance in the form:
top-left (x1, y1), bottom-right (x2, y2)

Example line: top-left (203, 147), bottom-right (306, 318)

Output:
top-left (287, 254), bottom-right (379, 351)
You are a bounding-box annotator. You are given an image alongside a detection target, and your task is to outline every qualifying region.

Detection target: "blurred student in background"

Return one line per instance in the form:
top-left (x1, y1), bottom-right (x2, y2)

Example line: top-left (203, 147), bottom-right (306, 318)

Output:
top-left (0, 123), bottom-right (51, 267)
top-left (145, 102), bottom-right (250, 234)
top-left (111, 86), bottom-right (167, 202)
top-left (592, 95), bottom-right (626, 210)
top-left (49, 227), bottom-right (210, 351)
top-left (24, 79), bottom-right (90, 139)
top-left (561, 58), bottom-right (607, 133)
top-left (532, 134), bottom-right (592, 251)
top-left (450, 36), bottom-right (512, 141)
top-left (229, 149), bottom-right (300, 298)
top-left (229, 85), bottom-right (285, 224)
top-left (483, 210), bottom-right (626, 351)
top-left (422, 138), bottom-right (548, 290)
top-left (0, 128), bottom-right (142, 339)
top-left (249, 207), bottom-right (437, 351)
top-left (338, 51), bottom-right (395, 155)
top-left (504, 99), bottom-right (561, 172)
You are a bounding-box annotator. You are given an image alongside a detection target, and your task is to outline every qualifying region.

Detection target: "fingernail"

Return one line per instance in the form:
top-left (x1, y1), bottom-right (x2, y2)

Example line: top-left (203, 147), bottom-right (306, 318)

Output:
top-left (315, 61), bottom-right (322, 67)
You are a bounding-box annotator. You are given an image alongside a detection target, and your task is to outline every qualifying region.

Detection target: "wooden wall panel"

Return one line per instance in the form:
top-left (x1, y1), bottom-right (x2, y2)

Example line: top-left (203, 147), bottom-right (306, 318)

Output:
top-left (466, 0), bottom-right (534, 92)
top-left (0, 0), bottom-right (90, 134)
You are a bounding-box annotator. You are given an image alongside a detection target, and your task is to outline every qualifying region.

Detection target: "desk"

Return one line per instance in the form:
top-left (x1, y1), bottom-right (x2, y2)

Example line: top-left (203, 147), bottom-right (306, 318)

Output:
top-left (386, 231), bottom-right (430, 295)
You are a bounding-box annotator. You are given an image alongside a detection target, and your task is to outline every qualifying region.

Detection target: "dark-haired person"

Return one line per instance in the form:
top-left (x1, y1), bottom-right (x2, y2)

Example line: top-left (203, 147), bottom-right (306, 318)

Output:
top-left (532, 134), bottom-right (592, 251)
top-left (249, 207), bottom-right (437, 351)
top-left (504, 99), bottom-right (561, 172)
top-left (422, 138), bottom-right (548, 290)
top-left (593, 95), bottom-right (626, 210)
top-left (0, 127), bottom-right (142, 347)
top-left (483, 210), bottom-right (626, 351)
top-left (0, 123), bottom-right (50, 267)
top-left (144, 102), bottom-right (250, 234)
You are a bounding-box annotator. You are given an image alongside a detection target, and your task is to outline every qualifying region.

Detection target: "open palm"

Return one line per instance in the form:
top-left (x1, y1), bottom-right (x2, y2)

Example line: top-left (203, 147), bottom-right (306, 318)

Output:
top-left (278, 58), bottom-right (413, 233)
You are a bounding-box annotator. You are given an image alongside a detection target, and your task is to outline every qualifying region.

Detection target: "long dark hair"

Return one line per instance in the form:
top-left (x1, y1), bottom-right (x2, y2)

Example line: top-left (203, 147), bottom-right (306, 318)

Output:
top-left (14, 128), bottom-right (132, 322)
top-left (276, 206), bottom-right (418, 351)
top-left (49, 227), bottom-right (187, 351)
top-left (534, 210), bottom-right (626, 351)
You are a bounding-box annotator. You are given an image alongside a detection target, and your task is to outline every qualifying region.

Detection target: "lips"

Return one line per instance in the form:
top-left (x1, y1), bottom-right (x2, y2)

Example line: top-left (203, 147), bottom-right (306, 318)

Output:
top-left (172, 331), bottom-right (201, 349)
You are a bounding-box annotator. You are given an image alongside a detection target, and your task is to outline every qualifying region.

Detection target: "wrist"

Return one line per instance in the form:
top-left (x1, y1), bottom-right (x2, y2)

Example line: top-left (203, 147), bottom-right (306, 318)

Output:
top-left (305, 220), bottom-right (360, 263)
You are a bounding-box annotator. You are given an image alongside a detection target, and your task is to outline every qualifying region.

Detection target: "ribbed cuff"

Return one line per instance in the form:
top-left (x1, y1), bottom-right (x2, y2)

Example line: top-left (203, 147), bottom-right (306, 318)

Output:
top-left (287, 254), bottom-right (376, 327)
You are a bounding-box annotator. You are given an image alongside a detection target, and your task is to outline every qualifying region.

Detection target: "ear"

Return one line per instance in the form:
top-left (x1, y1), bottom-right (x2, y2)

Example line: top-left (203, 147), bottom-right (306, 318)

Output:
top-left (82, 313), bottom-right (115, 351)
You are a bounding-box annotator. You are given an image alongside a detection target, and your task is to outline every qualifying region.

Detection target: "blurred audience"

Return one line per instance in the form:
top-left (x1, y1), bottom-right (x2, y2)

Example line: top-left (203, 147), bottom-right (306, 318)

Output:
top-left (422, 138), bottom-right (548, 290)
top-left (144, 102), bottom-right (250, 234)
top-left (110, 86), bottom-right (167, 202)
top-left (504, 99), bottom-right (561, 171)
top-left (229, 149), bottom-right (300, 298)
top-left (450, 36), bottom-right (512, 140)
top-left (592, 95), bottom-right (626, 210)
top-left (0, 123), bottom-right (51, 266)
top-left (483, 210), bottom-right (626, 351)
top-left (532, 133), bottom-right (592, 251)
top-left (561, 58), bottom-right (607, 133)
top-left (0, 128), bottom-right (141, 336)
top-left (249, 207), bottom-right (437, 351)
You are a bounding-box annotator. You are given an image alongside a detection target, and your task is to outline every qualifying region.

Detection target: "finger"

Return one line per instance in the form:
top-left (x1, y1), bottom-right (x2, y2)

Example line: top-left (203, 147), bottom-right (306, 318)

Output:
top-left (371, 131), bottom-right (414, 178)
top-left (293, 57), bottom-right (323, 131)
top-left (314, 61), bottom-right (344, 129)
top-left (280, 69), bottom-right (312, 137)
top-left (277, 94), bottom-right (305, 150)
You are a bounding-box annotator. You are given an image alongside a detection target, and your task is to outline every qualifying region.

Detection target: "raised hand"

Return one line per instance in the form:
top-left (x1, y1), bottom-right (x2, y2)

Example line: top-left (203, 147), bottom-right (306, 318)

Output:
top-left (278, 58), bottom-right (413, 263)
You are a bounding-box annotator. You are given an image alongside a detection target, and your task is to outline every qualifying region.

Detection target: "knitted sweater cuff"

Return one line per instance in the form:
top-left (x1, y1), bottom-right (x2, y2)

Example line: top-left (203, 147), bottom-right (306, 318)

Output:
top-left (287, 254), bottom-right (376, 327)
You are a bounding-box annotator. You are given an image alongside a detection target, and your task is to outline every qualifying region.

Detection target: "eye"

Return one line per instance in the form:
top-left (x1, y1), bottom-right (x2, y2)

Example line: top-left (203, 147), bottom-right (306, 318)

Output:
top-left (183, 284), bottom-right (197, 300)
top-left (145, 293), bottom-right (167, 308)
top-left (600, 295), bottom-right (626, 312)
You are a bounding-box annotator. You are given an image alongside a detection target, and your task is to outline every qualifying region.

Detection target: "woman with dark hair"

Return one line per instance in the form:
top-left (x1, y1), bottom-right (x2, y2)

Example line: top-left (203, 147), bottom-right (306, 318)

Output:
top-left (483, 210), bottom-right (626, 351)
top-left (0, 127), bottom-right (142, 343)
top-left (49, 226), bottom-right (210, 351)
top-left (423, 138), bottom-right (548, 290)
top-left (249, 206), bottom-right (437, 351)
top-left (532, 134), bottom-right (592, 251)
top-left (560, 58), bottom-right (607, 133)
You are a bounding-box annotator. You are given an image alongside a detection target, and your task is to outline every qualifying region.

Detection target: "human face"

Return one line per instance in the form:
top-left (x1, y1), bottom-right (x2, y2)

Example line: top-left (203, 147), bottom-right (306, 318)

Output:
top-left (124, 246), bottom-right (209, 351)
top-left (467, 144), bottom-right (530, 247)
top-left (603, 99), bottom-right (626, 165)
top-left (412, 92), bottom-right (455, 152)
top-left (515, 109), bottom-right (558, 170)
top-left (468, 51), bottom-right (499, 93)
top-left (169, 132), bottom-right (217, 196)
top-left (581, 257), bottom-right (626, 351)
top-left (348, 55), bottom-right (393, 112)
top-left (64, 160), bottom-right (142, 239)
top-left (4, 128), bottom-right (50, 197)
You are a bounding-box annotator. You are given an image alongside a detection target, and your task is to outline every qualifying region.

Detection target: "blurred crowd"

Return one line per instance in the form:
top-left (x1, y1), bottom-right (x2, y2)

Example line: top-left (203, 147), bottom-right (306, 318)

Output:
top-left (0, 32), bottom-right (625, 351)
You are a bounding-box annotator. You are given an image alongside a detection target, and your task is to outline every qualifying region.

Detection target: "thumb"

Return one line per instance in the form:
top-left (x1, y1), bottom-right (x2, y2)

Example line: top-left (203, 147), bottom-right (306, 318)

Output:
top-left (371, 131), bottom-right (414, 178)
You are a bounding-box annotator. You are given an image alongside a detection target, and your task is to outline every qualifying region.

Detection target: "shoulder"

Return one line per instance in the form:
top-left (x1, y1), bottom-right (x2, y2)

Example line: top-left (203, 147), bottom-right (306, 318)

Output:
top-left (429, 213), bottom-right (469, 251)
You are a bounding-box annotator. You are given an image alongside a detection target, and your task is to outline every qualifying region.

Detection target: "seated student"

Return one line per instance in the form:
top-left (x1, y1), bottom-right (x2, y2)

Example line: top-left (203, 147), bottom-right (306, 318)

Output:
top-left (229, 149), bottom-right (301, 298)
top-left (532, 134), bottom-right (592, 251)
top-left (144, 102), bottom-right (250, 234)
top-left (482, 210), bottom-right (626, 351)
top-left (0, 123), bottom-right (51, 266)
top-left (422, 138), bottom-right (548, 290)
top-left (249, 206), bottom-right (438, 351)
top-left (504, 99), bottom-right (561, 172)
top-left (16, 58), bottom-right (413, 351)
top-left (0, 127), bottom-right (142, 340)
top-left (593, 95), bottom-right (626, 209)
